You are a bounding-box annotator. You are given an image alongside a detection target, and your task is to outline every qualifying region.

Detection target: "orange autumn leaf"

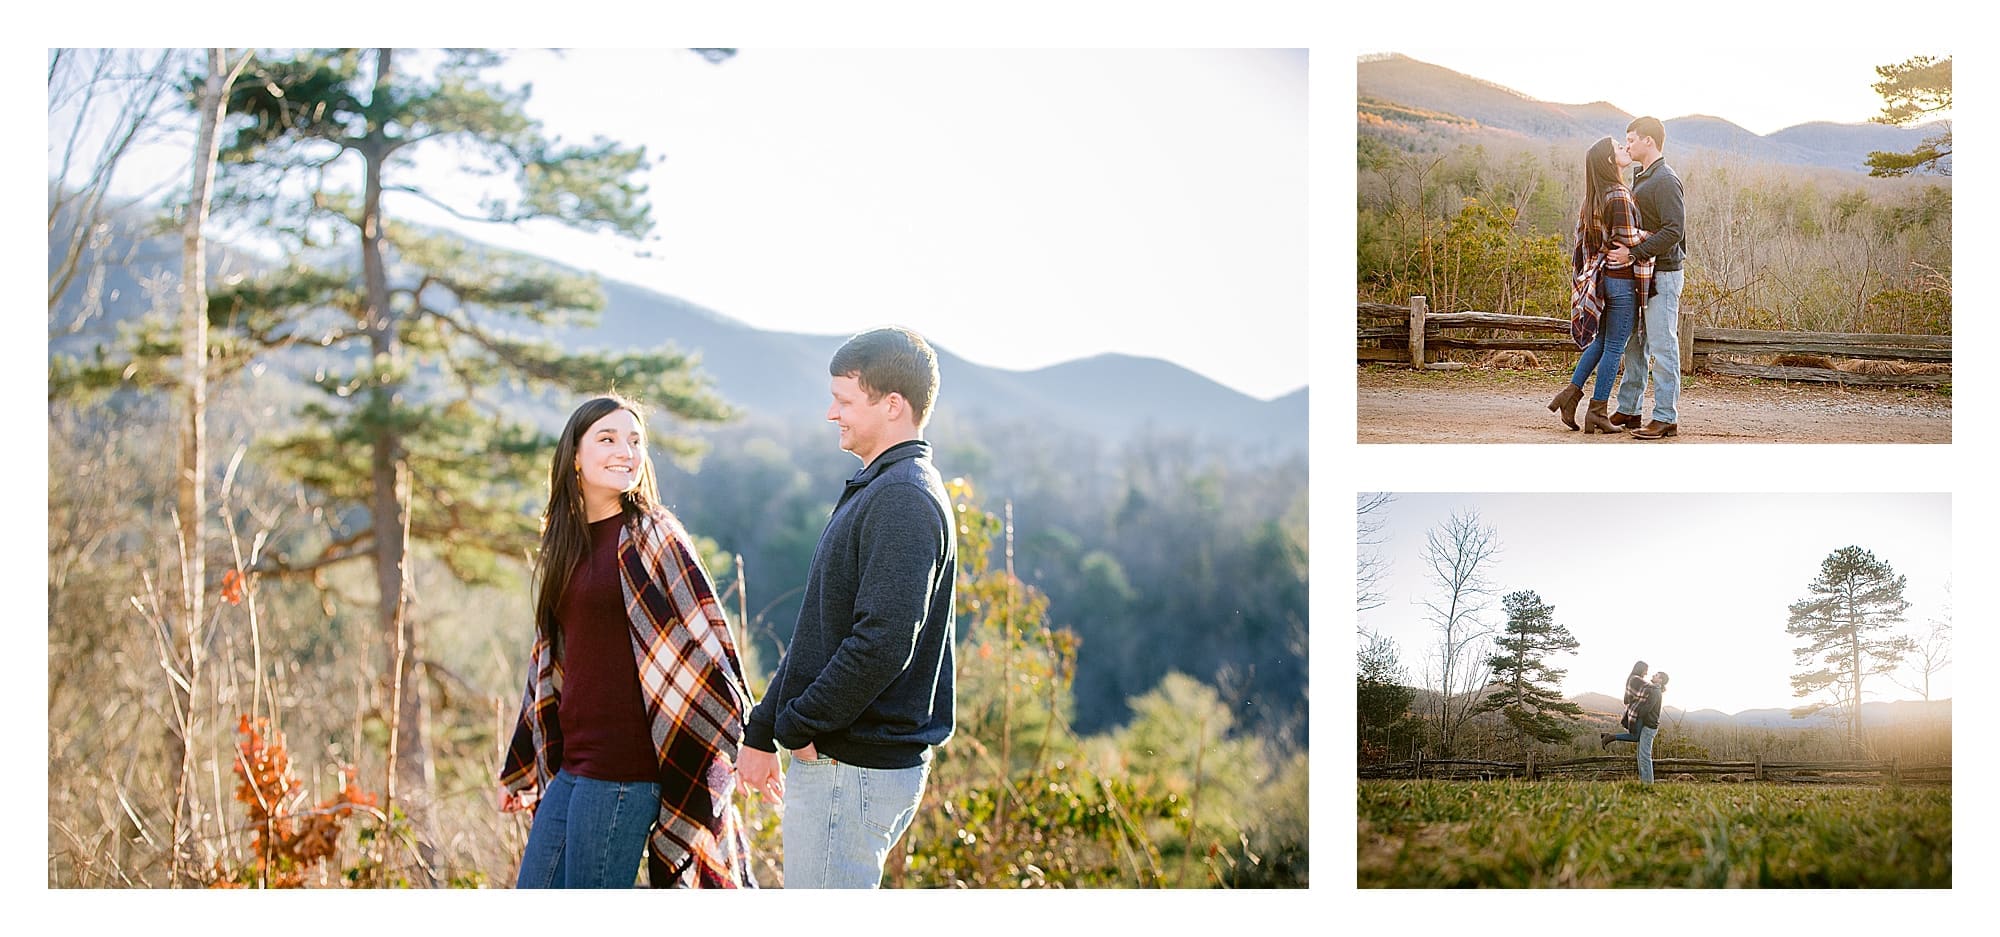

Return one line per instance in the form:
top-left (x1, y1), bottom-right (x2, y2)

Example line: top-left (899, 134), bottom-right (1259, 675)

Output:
top-left (221, 569), bottom-right (246, 606)
top-left (222, 713), bottom-right (380, 887)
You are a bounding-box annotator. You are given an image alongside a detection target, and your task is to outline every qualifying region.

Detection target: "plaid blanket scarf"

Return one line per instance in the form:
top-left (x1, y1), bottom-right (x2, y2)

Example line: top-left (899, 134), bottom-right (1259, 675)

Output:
top-left (1569, 184), bottom-right (1655, 349)
top-left (500, 507), bottom-right (757, 888)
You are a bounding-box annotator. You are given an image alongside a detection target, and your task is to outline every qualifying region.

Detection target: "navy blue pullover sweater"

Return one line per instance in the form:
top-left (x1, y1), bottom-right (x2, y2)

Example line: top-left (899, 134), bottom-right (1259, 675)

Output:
top-left (744, 440), bottom-right (957, 768)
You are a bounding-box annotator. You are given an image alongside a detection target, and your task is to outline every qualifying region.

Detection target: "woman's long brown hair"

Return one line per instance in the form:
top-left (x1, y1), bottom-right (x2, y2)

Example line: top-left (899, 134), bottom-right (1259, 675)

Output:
top-left (1579, 136), bottom-right (1624, 247)
top-left (533, 395), bottom-right (661, 662)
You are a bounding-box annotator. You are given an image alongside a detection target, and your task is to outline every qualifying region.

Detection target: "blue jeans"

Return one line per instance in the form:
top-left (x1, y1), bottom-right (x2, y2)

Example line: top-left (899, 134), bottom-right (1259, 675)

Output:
top-left (782, 755), bottom-right (929, 888)
top-left (1570, 276), bottom-right (1638, 402)
top-left (1614, 269), bottom-right (1684, 424)
top-left (515, 769), bottom-right (660, 888)
top-left (1636, 725), bottom-right (1659, 783)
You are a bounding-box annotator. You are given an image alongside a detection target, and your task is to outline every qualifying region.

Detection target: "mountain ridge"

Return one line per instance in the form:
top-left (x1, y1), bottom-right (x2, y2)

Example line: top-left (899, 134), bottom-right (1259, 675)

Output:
top-left (1571, 690), bottom-right (1949, 729)
top-left (1358, 53), bottom-right (1947, 174)
top-left (49, 213), bottom-right (1306, 453)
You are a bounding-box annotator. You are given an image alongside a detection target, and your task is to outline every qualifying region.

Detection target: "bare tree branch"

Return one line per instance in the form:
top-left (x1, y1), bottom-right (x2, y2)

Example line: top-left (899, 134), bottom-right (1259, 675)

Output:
top-left (1418, 508), bottom-right (1500, 756)
top-left (1356, 492), bottom-right (1395, 613)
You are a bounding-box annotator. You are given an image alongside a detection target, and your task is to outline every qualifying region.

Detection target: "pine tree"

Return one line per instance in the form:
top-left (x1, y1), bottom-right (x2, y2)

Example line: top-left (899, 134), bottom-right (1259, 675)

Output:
top-left (50, 50), bottom-right (732, 867)
top-left (1470, 590), bottom-right (1583, 752)
top-left (1865, 55), bottom-right (1951, 177)
top-left (1357, 629), bottom-right (1420, 762)
top-left (1787, 546), bottom-right (1916, 746)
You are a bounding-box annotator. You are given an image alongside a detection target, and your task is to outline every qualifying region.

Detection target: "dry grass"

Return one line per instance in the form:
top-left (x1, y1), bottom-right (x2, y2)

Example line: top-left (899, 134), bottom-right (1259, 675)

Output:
top-left (1837, 359), bottom-right (1950, 376)
top-left (1761, 353), bottom-right (1949, 376)
top-left (1475, 350), bottom-right (1542, 370)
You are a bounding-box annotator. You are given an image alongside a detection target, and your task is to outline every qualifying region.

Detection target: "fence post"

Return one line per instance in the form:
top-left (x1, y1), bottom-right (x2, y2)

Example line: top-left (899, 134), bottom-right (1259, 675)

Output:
top-left (1414, 751), bottom-right (1424, 780)
top-left (1408, 295), bottom-right (1428, 370)
top-left (1890, 756), bottom-right (1900, 787)
top-left (1526, 750), bottom-right (1536, 781)
top-left (1755, 755), bottom-right (1763, 782)
top-left (1678, 305), bottom-right (1696, 375)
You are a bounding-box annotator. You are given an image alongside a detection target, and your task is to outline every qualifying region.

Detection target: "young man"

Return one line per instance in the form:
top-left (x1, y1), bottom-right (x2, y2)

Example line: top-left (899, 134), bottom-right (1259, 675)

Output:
top-left (737, 326), bottom-right (957, 888)
top-left (1607, 116), bottom-right (1687, 439)
top-left (1633, 672), bottom-right (1668, 783)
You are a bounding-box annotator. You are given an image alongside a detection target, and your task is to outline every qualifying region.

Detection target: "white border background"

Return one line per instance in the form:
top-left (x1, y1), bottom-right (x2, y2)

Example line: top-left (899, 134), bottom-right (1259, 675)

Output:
top-left (18, 0), bottom-right (1986, 931)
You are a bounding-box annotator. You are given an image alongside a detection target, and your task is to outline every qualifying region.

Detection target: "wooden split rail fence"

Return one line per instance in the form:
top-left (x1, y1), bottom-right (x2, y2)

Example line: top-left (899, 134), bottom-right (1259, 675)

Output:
top-left (1359, 753), bottom-right (1949, 785)
top-left (1359, 297), bottom-right (1951, 387)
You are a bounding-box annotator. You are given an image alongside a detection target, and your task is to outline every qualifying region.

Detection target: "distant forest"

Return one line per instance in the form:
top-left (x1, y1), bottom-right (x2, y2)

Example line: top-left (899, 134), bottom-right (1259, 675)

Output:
top-left (1357, 133), bottom-right (1952, 339)
top-left (659, 409), bottom-right (1310, 740)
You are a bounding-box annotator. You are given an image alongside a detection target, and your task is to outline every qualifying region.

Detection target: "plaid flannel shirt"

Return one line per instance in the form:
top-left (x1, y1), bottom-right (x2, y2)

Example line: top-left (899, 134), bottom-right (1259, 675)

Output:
top-left (1620, 673), bottom-right (1648, 731)
top-left (500, 508), bottom-right (757, 888)
top-left (1569, 184), bottom-right (1654, 349)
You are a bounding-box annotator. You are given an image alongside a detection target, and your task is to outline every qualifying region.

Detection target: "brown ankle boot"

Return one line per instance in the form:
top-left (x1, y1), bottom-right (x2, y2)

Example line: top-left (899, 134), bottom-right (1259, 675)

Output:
top-left (1548, 382), bottom-right (1584, 431)
top-left (1583, 399), bottom-right (1618, 434)
top-left (1633, 420), bottom-right (1679, 439)
top-left (1609, 410), bottom-right (1642, 429)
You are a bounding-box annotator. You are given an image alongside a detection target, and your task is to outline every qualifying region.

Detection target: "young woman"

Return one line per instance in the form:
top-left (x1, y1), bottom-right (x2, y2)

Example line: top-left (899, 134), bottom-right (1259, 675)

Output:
top-left (1551, 136), bottom-right (1654, 433)
top-left (1602, 660), bottom-right (1649, 748)
top-left (499, 395), bottom-right (757, 888)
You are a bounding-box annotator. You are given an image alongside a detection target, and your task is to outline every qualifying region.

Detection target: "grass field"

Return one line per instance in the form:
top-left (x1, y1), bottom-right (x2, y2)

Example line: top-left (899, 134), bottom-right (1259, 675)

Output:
top-left (1358, 780), bottom-right (1950, 888)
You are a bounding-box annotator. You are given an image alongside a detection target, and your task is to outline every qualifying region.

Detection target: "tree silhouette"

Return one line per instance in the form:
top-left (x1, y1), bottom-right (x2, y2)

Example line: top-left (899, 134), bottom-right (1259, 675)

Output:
top-left (1470, 590), bottom-right (1584, 751)
top-left (1787, 546), bottom-right (1916, 746)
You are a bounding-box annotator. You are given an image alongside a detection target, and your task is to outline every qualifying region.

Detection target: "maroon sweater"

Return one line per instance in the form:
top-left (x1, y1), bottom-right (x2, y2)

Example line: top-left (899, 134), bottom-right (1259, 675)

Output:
top-left (556, 516), bottom-right (659, 782)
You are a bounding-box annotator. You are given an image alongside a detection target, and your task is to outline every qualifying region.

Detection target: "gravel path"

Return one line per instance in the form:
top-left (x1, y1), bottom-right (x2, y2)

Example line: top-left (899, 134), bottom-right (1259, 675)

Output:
top-left (1357, 367), bottom-right (1952, 443)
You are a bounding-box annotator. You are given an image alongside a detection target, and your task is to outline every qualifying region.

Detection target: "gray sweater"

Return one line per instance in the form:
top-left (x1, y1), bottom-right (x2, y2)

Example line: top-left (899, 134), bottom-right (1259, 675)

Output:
top-left (744, 440), bottom-right (957, 769)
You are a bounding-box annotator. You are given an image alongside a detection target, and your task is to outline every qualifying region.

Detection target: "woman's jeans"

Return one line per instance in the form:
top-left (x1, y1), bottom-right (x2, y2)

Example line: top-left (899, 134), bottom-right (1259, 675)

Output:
top-left (781, 755), bottom-right (929, 888)
top-left (1570, 275), bottom-right (1638, 402)
top-left (515, 769), bottom-right (659, 888)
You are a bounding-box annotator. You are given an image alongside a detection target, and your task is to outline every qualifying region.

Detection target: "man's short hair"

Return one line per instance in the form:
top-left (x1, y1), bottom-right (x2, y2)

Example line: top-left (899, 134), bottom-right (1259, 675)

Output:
top-left (830, 326), bottom-right (941, 428)
top-left (1627, 116), bottom-right (1666, 150)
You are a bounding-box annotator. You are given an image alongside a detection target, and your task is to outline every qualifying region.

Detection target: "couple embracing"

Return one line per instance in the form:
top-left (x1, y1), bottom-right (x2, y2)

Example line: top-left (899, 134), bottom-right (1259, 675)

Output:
top-left (1549, 116), bottom-right (1687, 439)
top-left (498, 326), bottom-right (956, 888)
top-left (1601, 660), bottom-right (1670, 784)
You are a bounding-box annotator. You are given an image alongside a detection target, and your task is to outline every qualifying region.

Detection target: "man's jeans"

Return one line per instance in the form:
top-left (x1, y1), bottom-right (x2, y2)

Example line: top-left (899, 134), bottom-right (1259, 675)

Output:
top-left (1614, 268), bottom-right (1684, 424)
top-left (782, 755), bottom-right (929, 888)
top-left (1636, 725), bottom-right (1659, 784)
top-left (515, 769), bottom-right (660, 888)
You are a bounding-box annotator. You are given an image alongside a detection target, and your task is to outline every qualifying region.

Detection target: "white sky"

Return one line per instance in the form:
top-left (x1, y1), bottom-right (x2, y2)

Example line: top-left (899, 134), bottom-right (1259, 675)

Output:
top-left (1357, 493), bottom-right (1953, 716)
top-left (54, 47), bottom-right (1308, 401)
top-left (1368, 47), bottom-right (1952, 137)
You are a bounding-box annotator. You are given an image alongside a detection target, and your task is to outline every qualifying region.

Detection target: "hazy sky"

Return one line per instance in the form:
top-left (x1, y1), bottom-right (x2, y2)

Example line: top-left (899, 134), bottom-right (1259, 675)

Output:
top-left (53, 47), bottom-right (1307, 401)
top-left (1357, 493), bottom-right (1953, 715)
top-left (1368, 47), bottom-right (1949, 137)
